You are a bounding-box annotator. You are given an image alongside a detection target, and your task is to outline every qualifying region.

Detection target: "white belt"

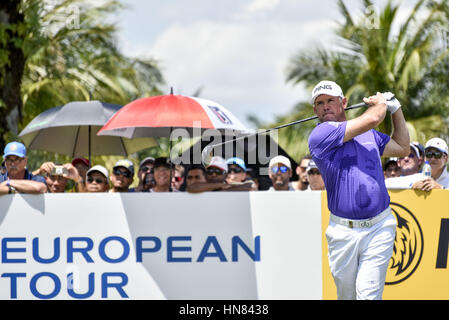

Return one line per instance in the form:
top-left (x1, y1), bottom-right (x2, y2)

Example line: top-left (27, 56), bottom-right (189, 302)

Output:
top-left (330, 207), bottom-right (391, 228)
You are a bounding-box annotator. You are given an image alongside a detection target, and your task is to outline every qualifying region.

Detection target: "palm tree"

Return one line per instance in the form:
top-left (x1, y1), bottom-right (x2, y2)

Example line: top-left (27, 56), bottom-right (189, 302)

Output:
top-left (0, 0), bottom-right (165, 152)
top-left (281, 0), bottom-right (449, 160)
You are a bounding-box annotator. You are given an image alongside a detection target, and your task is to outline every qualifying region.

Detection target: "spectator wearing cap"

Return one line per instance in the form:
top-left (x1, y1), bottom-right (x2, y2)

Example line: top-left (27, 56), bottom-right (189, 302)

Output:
top-left (85, 165), bottom-right (109, 192)
top-left (185, 165), bottom-right (207, 188)
top-left (293, 154), bottom-right (311, 191)
top-left (397, 143), bottom-right (422, 176)
top-left (386, 137), bottom-right (449, 190)
top-left (411, 137), bottom-right (449, 191)
top-left (150, 157), bottom-right (173, 192)
top-left (0, 141), bottom-right (47, 195)
top-left (171, 164), bottom-right (185, 192)
top-left (135, 157), bottom-right (155, 192)
top-left (383, 158), bottom-right (400, 178)
top-left (226, 157), bottom-right (247, 184)
top-left (412, 141), bottom-right (425, 172)
top-left (33, 161), bottom-right (84, 193)
top-left (306, 160), bottom-right (325, 191)
top-left (226, 157), bottom-right (257, 191)
top-left (110, 159), bottom-right (135, 193)
top-left (187, 156), bottom-right (252, 193)
top-left (268, 155), bottom-right (295, 191)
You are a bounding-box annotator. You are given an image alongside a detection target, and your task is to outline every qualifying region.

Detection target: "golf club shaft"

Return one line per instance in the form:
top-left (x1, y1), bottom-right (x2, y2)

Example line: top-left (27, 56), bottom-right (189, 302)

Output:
top-left (203, 101), bottom-right (367, 157)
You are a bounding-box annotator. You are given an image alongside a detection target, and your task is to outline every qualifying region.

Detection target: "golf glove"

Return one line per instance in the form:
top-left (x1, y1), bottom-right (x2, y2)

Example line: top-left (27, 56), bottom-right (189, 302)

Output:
top-left (381, 92), bottom-right (401, 114)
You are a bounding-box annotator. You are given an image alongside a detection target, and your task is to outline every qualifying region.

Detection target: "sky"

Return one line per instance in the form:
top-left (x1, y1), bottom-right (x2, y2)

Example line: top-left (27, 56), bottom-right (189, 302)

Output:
top-left (115, 0), bottom-right (416, 127)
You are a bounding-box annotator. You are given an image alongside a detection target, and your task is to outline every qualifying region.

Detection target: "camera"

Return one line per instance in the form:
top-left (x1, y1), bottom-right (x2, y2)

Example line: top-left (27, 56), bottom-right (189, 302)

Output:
top-left (51, 166), bottom-right (68, 176)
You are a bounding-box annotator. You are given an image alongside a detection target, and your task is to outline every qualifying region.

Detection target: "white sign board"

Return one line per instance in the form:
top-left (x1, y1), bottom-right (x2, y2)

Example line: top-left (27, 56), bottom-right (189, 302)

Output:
top-left (0, 192), bottom-right (323, 300)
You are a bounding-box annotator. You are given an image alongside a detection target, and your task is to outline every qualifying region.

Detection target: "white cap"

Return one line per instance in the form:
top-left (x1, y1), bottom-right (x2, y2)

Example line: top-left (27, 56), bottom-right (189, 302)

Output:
top-left (269, 155), bottom-right (291, 170)
top-left (306, 159), bottom-right (319, 173)
top-left (425, 137), bottom-right (448, 154)
top-left (207, 156), bottom-right (228, 172)
top-left (87, 165), bottom-right (109, 182)
top-left (311, 80), bottom-right (344, 104)
top-left (409, 143), bottom-right (420, 158)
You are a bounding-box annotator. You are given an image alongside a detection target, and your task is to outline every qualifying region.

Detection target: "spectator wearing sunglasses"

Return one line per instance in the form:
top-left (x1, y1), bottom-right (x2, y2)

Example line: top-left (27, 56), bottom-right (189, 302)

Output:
top-left (268, 155), bottom-right (295, 191)
top-left (306, 160), bottom-right (325, 191)
top-left (171, 164), bottom-right (185, 191)
top-left (226, 157), bottom-right (247, 184)
top-left (411, 138), bottom-right (449, 191)
top-left (293, 154), bottom-right (311, 191)
top-left (85, 165), bottom-right (109, 192)
top-left (0, 141), bottom-right (47, 195)
top-left (110, 159), bottom-right (135, 193)
top-left (226, 157), bottom-right (258, 191)
top-left (135, 157), bottom-right (155, 192)
top-left (187, 156), bottom-right (252, 193)
top-left (397, 143), bottom-right (422, 176)
top-left (386, 138), bottom-right (449, 190)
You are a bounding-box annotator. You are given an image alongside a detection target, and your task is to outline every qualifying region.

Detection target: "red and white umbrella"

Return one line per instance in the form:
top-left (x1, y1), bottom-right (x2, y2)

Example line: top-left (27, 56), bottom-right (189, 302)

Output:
top-left (97, 94), bottom-right (248, 138)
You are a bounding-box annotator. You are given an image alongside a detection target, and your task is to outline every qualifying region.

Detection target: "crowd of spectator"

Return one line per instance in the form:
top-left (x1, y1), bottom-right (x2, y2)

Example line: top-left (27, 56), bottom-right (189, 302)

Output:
top-left (1, 136), bottom-right (448, 195)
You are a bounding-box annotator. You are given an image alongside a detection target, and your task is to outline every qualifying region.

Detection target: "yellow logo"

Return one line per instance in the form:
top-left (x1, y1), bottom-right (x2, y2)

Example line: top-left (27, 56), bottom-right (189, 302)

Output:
top-left (386, 202), bottom-right (424, 285)
top-left (10, 144), bottom-right (17, 151)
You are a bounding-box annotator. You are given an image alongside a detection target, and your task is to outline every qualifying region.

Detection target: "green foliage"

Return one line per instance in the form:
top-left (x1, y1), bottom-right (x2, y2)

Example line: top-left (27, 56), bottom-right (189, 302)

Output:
top-left (1, 0), bottom-right (166, 168)
top-left (275, 0), bottom-right (449, 160)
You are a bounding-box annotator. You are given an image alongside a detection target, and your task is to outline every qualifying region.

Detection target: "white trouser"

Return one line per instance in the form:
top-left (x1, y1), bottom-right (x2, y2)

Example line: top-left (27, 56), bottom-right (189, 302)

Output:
top-left (325, 207), bottom-right (396, 300)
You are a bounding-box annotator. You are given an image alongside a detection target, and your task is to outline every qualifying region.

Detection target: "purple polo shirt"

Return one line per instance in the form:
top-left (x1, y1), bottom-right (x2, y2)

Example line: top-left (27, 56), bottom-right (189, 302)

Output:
top-left (308, 121), bottom-right (391, 220)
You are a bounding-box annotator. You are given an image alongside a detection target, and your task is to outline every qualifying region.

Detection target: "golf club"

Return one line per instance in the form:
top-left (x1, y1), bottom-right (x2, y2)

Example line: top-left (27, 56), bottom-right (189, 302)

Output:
top-left (201, 94), bottom-right (396, 165)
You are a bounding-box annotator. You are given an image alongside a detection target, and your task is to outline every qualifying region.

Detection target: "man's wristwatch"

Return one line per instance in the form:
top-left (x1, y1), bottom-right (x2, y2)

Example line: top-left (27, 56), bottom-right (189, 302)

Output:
top-left (7, 180), bottom-right (16, 194)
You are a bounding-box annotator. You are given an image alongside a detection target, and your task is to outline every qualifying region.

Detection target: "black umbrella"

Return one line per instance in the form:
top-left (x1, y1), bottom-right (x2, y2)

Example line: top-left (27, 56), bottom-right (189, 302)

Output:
top-left (177, 134), bottom-right (298, 190)
top-left (19, 101), bottom-right (157, 164)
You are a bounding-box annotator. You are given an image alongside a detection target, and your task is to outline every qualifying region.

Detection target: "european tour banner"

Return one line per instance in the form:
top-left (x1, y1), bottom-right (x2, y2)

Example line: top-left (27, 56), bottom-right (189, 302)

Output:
top-left (0, 192), bottom-right (322, 300)
top-left (321, 189), bottom-right (449, 300)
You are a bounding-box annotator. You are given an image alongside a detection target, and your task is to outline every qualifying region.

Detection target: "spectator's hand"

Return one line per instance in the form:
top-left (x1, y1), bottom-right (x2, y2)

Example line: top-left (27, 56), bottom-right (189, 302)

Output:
top-left (34, 162), bottom-right (56, 176)
top-left (63, 163), bottom-right (82, 183)
top-left (411, 178), bottom-right (442, 192)
top-left (381, 92), bottom-right (402, 114)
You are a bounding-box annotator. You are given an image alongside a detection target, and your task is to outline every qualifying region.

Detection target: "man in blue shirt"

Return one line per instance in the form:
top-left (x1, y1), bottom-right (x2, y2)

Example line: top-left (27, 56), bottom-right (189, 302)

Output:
top-left (308, 81), bottom-right (409, 299)
top-left (0, 141), bottom-right (46, 195)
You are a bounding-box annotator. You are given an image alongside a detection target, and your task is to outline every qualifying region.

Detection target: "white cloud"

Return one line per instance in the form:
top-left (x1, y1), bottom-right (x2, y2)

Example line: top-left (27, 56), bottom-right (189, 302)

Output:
top-left (244, 0), bottom-right (280, 13)
top-left (144, 17), bottom-right (336, 125)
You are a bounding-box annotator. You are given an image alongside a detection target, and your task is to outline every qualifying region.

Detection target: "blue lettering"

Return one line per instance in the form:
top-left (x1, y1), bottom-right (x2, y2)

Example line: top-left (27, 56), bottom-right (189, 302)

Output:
top-left (67, 237), bottom-right (94, 263)
top-left (30, 272), bottom-right (61, 299)
top-left (67, 272), bottom-right (95, 299)
top-left (1, 237), bottom-right (26, 263)
top-left (32, 237), bottom-right (60, 264)
top-left (1, 273), bottom-right (26, 299)
top-left (167, 236), bottom-right (191, 262)
top-left (99, 236), bottom-right (130, 263)
top-left (136, 236), bottom-right (161, 262)
top-left (232, 236), bottom-right (260, 262)
top-left (101, 272), bottom-right (128, 298)
top-left (197, 236), bottom-right (227, 262)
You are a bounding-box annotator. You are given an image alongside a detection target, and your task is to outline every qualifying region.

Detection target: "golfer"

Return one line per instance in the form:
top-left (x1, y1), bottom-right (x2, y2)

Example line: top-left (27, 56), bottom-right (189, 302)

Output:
top-left (308, 81), bottom-right (409, 300)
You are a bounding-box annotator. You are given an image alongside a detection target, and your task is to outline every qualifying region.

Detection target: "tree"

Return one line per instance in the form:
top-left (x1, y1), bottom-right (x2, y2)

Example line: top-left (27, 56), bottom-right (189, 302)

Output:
top-left (0, 0), bottom-right (165, 153)
top-left (280, 0), bottom-right (449, 160)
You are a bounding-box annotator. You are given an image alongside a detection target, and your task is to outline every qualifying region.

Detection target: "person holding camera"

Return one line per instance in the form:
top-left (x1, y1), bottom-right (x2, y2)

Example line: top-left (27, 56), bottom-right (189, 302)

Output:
top-left (0, 141), bottom-right (47, 195)
top-left (33, 161), bottom-right (84, 193)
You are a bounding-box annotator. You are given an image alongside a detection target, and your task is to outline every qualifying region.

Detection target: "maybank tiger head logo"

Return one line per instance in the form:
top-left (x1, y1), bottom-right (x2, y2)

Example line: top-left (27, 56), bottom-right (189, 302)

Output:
top-left (386, 202), bottom-right (424, 285)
